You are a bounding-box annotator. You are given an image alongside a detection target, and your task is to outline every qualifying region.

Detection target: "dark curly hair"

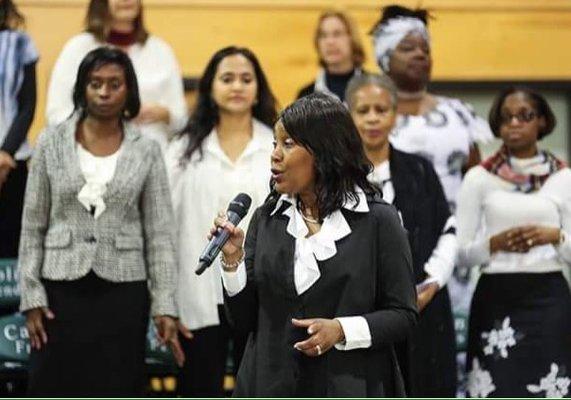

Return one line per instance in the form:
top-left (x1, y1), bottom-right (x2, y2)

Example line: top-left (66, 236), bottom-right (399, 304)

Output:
top-left (268, 93), bottom-right (379, 219)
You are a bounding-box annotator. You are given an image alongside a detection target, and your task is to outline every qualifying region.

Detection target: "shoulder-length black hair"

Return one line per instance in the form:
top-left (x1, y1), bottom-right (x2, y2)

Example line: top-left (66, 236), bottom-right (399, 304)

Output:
top-left (180, 46), bottom-right (278, 161)
top-left (85, 0), bottom-right (148, 44)
top-left (488, 86), bottom-right (556, 140)
top-left (271, 93), bottom-right (379, 219)
top-left (0, 0), bottom-right (25, 30)
top-left (72, 46), bottom-right (140, 121)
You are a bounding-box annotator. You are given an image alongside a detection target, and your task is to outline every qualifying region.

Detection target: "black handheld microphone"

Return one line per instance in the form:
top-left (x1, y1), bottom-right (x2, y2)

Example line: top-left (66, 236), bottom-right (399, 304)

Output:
top-left (195, 193), bottom-right (252, 275)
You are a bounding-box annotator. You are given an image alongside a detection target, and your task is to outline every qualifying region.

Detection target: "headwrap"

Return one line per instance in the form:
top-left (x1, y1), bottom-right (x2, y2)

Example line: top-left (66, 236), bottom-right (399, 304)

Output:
top-left (371, 16), bottom-right (430, 72)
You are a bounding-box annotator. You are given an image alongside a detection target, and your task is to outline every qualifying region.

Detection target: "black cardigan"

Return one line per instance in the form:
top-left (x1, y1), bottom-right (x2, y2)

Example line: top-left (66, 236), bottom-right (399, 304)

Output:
top-left (225, 195), bottom-right (417, 397)
top-left (389, 146), bottom-right (457, 396)
top-left (389, 146), bottom-right (452, 282)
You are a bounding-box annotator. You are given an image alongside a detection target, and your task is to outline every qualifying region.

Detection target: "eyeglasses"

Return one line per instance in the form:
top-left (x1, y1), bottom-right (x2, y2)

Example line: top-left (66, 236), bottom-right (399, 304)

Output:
top-left (499, 111), bottom-right (538, 125)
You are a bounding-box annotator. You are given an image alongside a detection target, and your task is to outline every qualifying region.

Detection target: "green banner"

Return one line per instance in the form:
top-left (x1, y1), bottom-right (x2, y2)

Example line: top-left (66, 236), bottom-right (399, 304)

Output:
top-left (0, 313), bottom-right (176, 373)
top-left (0, 259), bottom-right (20, 308)
top-left (0, 314), bottom-right (28, 362)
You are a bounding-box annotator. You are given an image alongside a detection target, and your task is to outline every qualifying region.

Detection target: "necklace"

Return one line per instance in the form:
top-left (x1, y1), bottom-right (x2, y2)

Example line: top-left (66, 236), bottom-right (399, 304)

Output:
top-left (301, 213), bottom-right (320, 224)
top-left (297, 198), bottom-right (320, 224)
top-left (397, 89), bottom-right (427, 101)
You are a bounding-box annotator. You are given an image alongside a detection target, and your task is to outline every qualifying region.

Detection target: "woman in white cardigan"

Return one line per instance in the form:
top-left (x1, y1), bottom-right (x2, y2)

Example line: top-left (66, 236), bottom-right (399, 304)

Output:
top-left (45, 0), bottom-right (187, 154)
top-left (166, 46), bottom-right (278, 397)
top-left (457, 87), bottom-right (571, 398)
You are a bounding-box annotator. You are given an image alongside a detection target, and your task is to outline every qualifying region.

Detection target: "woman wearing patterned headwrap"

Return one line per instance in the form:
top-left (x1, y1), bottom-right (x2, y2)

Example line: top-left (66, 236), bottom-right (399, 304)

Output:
top-left (370, 7), bottom-right (494, 394)
top-left (457, 87), bottom-right (571, 398)
top-left (370, 5), bottom-right (492, 213)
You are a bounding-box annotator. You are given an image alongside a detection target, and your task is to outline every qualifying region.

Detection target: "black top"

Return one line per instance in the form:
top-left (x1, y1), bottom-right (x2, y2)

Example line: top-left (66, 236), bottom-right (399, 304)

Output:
top-left (297, 69), bottom-right (357, 101)
top-left (1, 63), bottom-right (36, 156)
top-left (224, 194), bottom-right (418, 397)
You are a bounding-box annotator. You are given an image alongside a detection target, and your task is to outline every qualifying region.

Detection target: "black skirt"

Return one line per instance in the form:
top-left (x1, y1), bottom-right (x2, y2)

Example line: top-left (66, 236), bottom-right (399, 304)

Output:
top-left (27, 271), bottom-right (149, 397)
top-left (397, 286), bottom-right (457, 397)
top-left (466, 272), bottom-right (571, 398)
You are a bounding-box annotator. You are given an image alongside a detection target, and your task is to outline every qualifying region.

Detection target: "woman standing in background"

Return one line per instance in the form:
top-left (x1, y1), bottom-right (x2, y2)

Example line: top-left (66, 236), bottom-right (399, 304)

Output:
top-left (46, 0), bottom-right (187, 154)
top-left (347, 73), bottom-right (457, 397)
top-left (0, 0), bottom-right (38, 259)
top-left (20, 47), bottom-right (181, 397)
top-left (457, 87), bottom-right (571, 397)
top-left (370, 4), bottom-right (492, 212)
top-left (370, 7), bottom-right (493, 393)
top-left (167, 46), bottom-right (278, 397)
top-left (297, 10), bottom-right (365, 102)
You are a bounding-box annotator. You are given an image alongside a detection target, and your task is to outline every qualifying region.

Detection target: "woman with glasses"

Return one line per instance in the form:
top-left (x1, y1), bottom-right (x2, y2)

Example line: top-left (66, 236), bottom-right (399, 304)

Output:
top-left (457, 87), bottom-right (571, 397)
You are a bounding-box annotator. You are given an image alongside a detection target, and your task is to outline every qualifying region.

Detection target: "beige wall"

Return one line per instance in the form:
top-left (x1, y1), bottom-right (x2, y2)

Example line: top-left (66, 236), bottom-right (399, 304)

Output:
top-left (18, 0), bottom-right (571, 141)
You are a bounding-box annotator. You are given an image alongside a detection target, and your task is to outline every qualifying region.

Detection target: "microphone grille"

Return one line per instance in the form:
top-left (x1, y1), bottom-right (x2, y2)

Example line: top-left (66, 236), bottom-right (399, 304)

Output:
top-left (228, 193), bottom-right (252, 218)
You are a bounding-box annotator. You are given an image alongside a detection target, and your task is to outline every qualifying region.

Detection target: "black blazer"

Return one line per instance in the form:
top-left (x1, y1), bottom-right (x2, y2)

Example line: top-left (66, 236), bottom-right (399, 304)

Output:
top-left (225, 195), bottom-right (417, 397)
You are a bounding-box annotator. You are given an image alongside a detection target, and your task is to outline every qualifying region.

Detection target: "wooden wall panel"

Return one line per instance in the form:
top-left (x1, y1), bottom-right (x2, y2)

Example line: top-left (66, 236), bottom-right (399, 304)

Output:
top-left (17, 0), bottom-right (571, 140)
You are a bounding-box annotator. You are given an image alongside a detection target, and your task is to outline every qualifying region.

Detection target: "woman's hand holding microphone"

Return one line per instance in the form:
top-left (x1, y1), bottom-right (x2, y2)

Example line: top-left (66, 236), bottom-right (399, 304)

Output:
top-left (210, 211), bottom-right (245, 272)
top-left (210, 212), bottom-right (346, 357)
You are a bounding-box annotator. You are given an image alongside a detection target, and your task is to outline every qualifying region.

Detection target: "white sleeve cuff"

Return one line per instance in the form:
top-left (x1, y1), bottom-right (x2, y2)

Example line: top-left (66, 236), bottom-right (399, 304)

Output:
top-left (457, 236), bottom-right (491, 268)
top-left (221, 261), bottom-right (247, 297)
top-left (423, 233), bottom-right (458, 288)
top-left (556, 230), bottom-right (571, 263)
top-left (334, 316), bottom-right (372, 351)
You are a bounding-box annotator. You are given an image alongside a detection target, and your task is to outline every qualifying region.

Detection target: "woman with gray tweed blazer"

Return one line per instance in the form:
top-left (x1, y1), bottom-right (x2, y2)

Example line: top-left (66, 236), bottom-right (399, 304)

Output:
top-left (18, 47), bottom-right (182, 396)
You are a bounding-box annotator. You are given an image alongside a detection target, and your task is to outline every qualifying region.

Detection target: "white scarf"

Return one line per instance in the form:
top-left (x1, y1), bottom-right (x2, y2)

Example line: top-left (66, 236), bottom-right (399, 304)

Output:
top-left (371, 16), bottom-right (430, 72)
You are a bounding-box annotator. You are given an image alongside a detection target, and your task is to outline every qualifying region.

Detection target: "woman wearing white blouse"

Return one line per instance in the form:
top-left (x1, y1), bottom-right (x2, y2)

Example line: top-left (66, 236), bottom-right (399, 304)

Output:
top-left (457, 87), bottom-right (571, 398)
top-left (166, 46), bottom-right (278, 397)
top-left (45, 0), bottom-right (187, 154)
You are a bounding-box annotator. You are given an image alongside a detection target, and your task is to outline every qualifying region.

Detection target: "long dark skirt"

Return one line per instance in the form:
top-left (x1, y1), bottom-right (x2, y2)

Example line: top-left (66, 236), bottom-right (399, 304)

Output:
top-left (466, 272), bottom-right (571, 398)
top-left (27, 271), bottom-right (149, 397)
top-left (396, 286), bottom-right (457, 397)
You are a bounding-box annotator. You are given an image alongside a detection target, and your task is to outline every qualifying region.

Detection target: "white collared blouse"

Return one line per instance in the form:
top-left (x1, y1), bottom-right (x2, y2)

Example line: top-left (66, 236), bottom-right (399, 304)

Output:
top-left (222, 188), bottom-right (375, 351)
top-left (166, 119), bottom-right (273, 331)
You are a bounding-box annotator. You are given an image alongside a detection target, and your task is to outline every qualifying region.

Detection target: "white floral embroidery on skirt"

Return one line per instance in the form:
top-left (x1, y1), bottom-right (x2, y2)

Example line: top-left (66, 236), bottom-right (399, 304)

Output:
top-left (527, 363), bottom-right (570, 398)
top-left (481, 316), bottom-right (521, 359)
top-left (468, 357), bottom-right (496, 398)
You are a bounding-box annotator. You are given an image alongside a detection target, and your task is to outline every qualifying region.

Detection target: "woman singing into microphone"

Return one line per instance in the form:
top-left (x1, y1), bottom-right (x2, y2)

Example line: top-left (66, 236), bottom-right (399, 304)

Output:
top-left (209, 93), bottom-right (417, 397)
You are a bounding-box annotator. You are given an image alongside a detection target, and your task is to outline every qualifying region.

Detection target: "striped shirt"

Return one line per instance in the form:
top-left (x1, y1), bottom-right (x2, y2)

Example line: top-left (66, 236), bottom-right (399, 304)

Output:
top-left (0, 29), bottom-right (38, 160)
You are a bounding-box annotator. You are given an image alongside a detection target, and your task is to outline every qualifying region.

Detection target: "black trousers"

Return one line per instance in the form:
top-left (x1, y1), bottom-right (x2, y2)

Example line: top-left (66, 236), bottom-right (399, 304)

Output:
top-left (177, 305), bottom-right (247, 397)
top-left (27, 272), bottom-right (149, 397)
top-left (0, 161), bottom-right (27, 258)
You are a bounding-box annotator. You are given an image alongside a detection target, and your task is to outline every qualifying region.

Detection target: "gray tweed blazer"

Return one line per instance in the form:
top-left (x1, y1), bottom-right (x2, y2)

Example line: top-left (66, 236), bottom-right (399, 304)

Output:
top-left (18, 114), bottom-right (177, 317)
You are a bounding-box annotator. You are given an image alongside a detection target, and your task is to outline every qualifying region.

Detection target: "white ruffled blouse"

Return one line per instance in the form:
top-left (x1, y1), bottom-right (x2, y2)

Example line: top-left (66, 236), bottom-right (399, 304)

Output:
top-left (76, 143), bottom-right (123, 219)
top-left (270, 190), bottom-right (369, 294)
top-left (222, 188), bottom-right (374, 350)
